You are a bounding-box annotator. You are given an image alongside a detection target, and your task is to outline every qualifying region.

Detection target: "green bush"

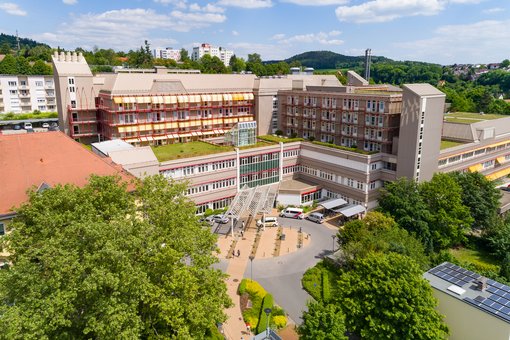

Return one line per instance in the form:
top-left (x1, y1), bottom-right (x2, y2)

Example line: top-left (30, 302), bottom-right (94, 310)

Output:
top-left (257, 294), bottom-right (274, 334)
top-left (322, 271), bottom-right (331, 302)
top-left (302, 267), bottom-right (322, 301)
top-left (245, 280), bottom-right (267, 300)
top-left (204, 325), bottom-right (224, 340)
top-left (238, 279), bottom-right (247, 295)
top-left (272, 315), bottom-right (287, 329)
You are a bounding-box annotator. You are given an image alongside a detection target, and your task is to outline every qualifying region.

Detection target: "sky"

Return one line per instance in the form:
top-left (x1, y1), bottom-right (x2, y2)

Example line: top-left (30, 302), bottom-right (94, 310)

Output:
top-left (0, 0), bottom-right (509, 65)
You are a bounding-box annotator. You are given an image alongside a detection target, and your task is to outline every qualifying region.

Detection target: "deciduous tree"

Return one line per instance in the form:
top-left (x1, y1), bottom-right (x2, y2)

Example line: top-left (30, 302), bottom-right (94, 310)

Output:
top-left (336, 252), bottom-right (448, 339)
top-left (299, 302), bottom-right (347, 340)
top-left (0, 175), bottom-right (231, 339)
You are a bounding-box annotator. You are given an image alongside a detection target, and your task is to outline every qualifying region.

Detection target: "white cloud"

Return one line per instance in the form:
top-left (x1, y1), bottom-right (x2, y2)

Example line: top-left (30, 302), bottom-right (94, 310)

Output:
top-left (227, 42), bottom-right (286, 60)
top-left (189, 3), bottom-right (225, 12)
top-left (395, 20), bottom-right (510, 64)
top-left (336, 0), bottom-right (445, 23)
top-left (0, 2), bottom-right (27, 16)
top-left (281, 0), bottom-right (349, 5)
top-left (483, 7), bottom-right (505, 14)
top-left (232, 30), bottom-right (239, 36)
top-left (335, 0), bottom-right (484, 23)
top-left (62, 0), bottom-right (77, 4)
top-left (32, 8), bottom-right (224, 50)
top-left (274, 31), bottom-right (344, 45)
top-left (218, 0), bottom-right (273, 8)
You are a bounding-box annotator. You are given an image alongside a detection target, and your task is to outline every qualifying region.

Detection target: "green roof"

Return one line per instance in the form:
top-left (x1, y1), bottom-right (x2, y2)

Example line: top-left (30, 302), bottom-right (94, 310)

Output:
top-left (152, 141), bottom-right (234, 162)
top-left (444, 112), bottom-right (507, 124)
top-left (440, 139), bottom-right (465, 150)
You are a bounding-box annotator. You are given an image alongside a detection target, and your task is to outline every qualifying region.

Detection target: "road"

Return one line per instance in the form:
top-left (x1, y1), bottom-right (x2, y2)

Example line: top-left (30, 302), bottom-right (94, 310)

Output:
top-left (244, 217), bottom-right (337, 324)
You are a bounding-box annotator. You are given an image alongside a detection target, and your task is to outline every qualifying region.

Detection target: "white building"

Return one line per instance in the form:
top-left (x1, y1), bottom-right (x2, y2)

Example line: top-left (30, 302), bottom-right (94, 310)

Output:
top-left (0, 75), bottom-right (56, 113)
top-left (152, 48), bottom-right (181, 62)
top-left (191, 43), bottom-right (234, 67)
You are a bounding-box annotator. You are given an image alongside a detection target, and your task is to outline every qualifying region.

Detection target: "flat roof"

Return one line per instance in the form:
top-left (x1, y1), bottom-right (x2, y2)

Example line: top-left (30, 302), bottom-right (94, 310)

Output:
top-left (0, 132), bottom-right (133, 215)
top-left (91, 139), bottom-right (134, 156)
top-left (424, 262), bottom-right (510, 324)
top-left (279, 178), bottom-right (319, 192)
top-left (444, 112), bottom-right (507, 124)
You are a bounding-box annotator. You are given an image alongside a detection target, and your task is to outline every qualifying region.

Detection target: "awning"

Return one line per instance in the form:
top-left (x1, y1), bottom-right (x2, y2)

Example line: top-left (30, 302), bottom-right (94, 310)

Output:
top-left (123, 138), bottom-right (138, 143)
top-left (202, 131), bottom-right (215, 135)
top-left (486, 167), bottom-right (510, 181)
top-left (153, 135), bottom-right (167, 140)
top-left (136, 96), bottom-right (145, 104)
top-left (152, 96), bottom-right (164, 104)
top-left (189, 95), bottom-right (201, 103)
top-left (113, 97), bottom-right (122, 104)
top-left (223, 93), bottom-right (233, 101)
top-left (166, 134), bottom-right (177, 139)
top-left (177, 95), bottom-right (189, 103)
top-left (319, 198), bottom-right (348, 210)
top-left (195, 131), bottom-right (203, 136)
top-left (164, 96), bottom-right (177, 104)
top-left (468, 164), bottom-right (483, 172)
top-left (497, 157), bottom-right (506, 165)
top-left (335, 204), bottom-right (366, 217)
top-left (143, 96), bottom-right (151, 104)
top-left (191, 132), bottom-right (198, 136)
top-left (245, 93), bottom-right (254, 100)
top-left (212, 94), bottom-right (221, 102)
top-left (179, 133), bottom-right (192, 138)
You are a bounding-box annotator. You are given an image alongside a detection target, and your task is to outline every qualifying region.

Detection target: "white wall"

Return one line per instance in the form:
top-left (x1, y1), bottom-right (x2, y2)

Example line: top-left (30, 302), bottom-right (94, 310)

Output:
top-left (277, 193), bottom-right (301, 206)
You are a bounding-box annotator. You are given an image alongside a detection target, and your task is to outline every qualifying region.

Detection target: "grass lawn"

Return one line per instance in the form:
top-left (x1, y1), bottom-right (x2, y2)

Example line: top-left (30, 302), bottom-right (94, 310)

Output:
top-left (450, 247), bottom-right (500, 270)
top-left (444, 112), bottom-right (507, 124)
top-left (440, 139), bottom-right (465, 150)
top-left (257, 135), bottom-right (303, 143)
top-left (151, 141), bottom-right (234, 162)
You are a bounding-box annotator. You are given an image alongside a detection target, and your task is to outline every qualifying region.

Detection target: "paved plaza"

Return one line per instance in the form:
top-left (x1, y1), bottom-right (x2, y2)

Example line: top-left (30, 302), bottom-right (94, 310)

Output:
top-left (213, 212), bottom-right (338, 339)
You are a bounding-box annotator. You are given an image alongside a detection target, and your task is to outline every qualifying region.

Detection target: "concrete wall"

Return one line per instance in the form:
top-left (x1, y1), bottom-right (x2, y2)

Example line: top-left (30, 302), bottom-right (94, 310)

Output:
top-left (397, 85), bottom-right (445, 182)
top-left (433, 289), bottom-right (510, 340)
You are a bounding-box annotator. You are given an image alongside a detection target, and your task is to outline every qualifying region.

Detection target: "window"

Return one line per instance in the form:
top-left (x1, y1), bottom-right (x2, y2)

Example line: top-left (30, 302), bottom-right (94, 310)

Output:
top-left (35, 81), bottom-right (43, 87)
top-left (71, 100), bottom-right (76, 108)
top-left (68, 78), bottom-right (75, 85)
top-left (8, 81), bottom-right (17, 87)
top-left (0, 222), bottom-right (4, 236)
top-left (69, 87), bottom-right (75, 93)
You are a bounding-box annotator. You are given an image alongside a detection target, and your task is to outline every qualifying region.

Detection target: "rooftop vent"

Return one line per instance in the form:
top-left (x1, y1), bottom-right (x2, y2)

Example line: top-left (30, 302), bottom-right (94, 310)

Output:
top-left (476, 277), bottom-right (488, 291)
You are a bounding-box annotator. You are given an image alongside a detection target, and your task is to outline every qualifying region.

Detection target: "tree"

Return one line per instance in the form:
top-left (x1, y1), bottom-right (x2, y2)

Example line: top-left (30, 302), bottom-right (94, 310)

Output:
top-left (448, 171), bottom-right (501, 230)
top-left (339, 212), bottom-right (429, 269)
top-left (16, 56), bottom-right (32, 75)
top-left (199, 54), bottom-right (227, 74)
top-left (0, 54), bottom-right (17, 74)
top-left (378, 178), bottom-right (433, 252)
top-left (501, 59), bottom-right (510, 68)
top-left (180, 48), bottom-right (189, 62)
top-left (0, 42), bottom-right (11, 55)
top-left (298, 302), bottom-right (347, 340)
top-left (229, 54), bottom-right (246, 73)
top-left (31, 60), bottom-right (53, 75)
top-left (336, 253), bottom-right (448, 339)
top-left (420, 173), bottom-right (473, 249)
top-left (247, 53), bottom-right (262, 64)
top-left (0, 175), bottom-right (231, 339)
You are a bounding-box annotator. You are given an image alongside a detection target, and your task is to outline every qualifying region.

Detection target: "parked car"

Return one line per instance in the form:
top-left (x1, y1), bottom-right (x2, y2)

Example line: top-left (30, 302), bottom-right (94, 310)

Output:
top-left (307, 212), bottom-right (325, 224)
top-left (13, 125), bottom-right (21, 130)
top-left (23, 122), bottom-right (33, 130)
top-left (256, 216), bottom-right (279, 228)
top-left (501, 185), bottom-right (510, 192)
top-left (212, 214), bottom-right (229, 224)
top-left (42, 123), bottom-right (50, 128)
top-left (279, 208), bottom-right (305, 219)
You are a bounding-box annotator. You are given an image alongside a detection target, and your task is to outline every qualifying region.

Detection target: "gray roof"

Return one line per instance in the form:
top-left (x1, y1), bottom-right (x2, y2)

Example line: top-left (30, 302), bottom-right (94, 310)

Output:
top-left (108, 147), bottom-right (158, 167)
top-left (91, 140), bottom-right (134, 156)
top-left (424, 262), bottom-right (510, 324)
top-left (403, 83), bottom-right (445, 97)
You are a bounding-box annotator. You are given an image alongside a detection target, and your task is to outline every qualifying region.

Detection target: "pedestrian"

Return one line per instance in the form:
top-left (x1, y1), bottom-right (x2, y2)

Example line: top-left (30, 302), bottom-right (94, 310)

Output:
top-left (246, 324), bottom-right (251, 333)
top-left (241, 230), bottom-right (244, 237)
top-left (237, 249), bottom-right (241, 257)
top-left (232, 249), bottom-right (235, 258)
top-left (242, 221), bottom-right (245, 229)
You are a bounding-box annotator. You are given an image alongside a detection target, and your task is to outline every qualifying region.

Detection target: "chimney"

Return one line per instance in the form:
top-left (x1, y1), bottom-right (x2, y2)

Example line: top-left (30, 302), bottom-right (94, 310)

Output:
top-left (66, 51), bottom-right (71, 62)
top-left (476, 277), bottom-right (488, 291)
top-left (78, 52), bottom-right (83, 62)
top-left (53, 51), bottom-right (58, 59)
top-left (72, 52), bottom-right (77, 62)
top-left (364, 48), bottom-right (372, 81)
top-left (60, 51), bottom-right (65, 62)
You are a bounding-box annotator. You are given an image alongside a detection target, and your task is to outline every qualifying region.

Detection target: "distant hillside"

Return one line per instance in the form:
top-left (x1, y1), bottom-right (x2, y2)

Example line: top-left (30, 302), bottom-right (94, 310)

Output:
top-left (267, 50), bottom-right (393, 70)
top-left (0, 33), bottom-right (50, 50)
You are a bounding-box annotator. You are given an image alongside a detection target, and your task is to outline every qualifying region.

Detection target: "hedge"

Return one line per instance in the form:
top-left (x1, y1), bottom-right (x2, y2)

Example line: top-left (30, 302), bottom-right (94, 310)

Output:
top-left (322, 271), bottom-right (331, 302)
top-left (238, 279), bottom-right (247, 295)
top-left (256, 293), bottom-right (274, 334)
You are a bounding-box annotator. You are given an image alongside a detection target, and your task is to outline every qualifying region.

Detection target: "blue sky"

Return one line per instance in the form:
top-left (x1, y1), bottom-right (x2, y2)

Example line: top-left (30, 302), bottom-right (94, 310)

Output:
top-left (0, 0), bottom-right (509, 65)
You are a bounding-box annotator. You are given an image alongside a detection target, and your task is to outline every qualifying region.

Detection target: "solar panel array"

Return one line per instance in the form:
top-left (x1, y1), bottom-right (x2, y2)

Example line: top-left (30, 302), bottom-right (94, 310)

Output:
top-left (429, 262), bottom-right (510, 323)
top-left (428, 262), bottom-right (480, 287)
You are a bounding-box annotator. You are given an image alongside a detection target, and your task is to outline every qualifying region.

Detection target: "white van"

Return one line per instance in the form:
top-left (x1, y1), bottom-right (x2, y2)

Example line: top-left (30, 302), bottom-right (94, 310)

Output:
top-left (256, 216), bottom-right (279, 228)
top-left (280, 208), bottom-right (304, 219)
top-left (23, 122), bottom-right (33, 130)
top-left (307, 212), bottom-right (324, 224)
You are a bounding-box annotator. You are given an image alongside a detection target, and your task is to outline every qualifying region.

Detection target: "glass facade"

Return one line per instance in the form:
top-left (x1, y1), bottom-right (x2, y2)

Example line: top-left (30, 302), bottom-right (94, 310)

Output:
top-left (224, 121), bottom-right (257, 147)
top-left (240, 151), bottom-right (280, 187)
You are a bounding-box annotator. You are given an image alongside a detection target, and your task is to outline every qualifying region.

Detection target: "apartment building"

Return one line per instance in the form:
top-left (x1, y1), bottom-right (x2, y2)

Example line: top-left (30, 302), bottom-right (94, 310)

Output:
top-left (152, 48), bottom-right (181, 61)
top-left (0, 75), bottom-right (56, 113)
top-left (191, 43), bottom-right (234, 67)
top-left (51, 51), bottom-right (340, 145)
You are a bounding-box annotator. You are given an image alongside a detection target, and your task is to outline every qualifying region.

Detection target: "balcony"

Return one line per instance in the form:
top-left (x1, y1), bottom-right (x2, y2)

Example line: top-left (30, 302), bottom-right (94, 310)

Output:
top-left (19, 93), bottom-right (30, 98)
top-left (18, 85), bottom-right (28, 90)
top-left (45, 84), bottom-right (54, 89)
top-left (20, 101), bottom-right (32, 107)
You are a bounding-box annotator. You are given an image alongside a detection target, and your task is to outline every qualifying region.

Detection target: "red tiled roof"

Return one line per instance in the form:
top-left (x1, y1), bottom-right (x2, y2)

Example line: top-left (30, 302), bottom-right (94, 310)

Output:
top-left (0, 132), bottom-right (134, 215)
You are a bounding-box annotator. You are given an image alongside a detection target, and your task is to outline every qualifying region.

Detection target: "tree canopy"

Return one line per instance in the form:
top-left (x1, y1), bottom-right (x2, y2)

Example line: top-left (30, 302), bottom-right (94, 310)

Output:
top-left (0, 175), bottom-right (231, 339)
top-left (336, 252), bottom-right (448, 339)
top-left (298, 301), bottom-right (347, 340)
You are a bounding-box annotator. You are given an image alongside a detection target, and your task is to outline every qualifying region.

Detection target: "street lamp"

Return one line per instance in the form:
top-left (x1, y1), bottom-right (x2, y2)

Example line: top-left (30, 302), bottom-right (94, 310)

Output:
top-left (264, 307), bottom-right (272, 339)
top-left (331, 234), bottom-right (336, 252)
top-left (249, 255), bottom-right (255, 282)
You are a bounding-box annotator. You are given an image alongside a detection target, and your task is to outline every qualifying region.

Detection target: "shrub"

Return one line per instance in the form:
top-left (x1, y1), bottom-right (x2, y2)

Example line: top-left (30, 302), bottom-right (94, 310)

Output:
top-left (238, 279), bottom-right (247, 295)
top-left (302, 266), bottom-right (322, 301)
top-left (275, 130), bottom-right (283, 136)
top-left (322, 271), bottom-right (331, 302)
top-left (257, 294), bottom-right (274, 334)
top-left (272, 315), bottom-right (287, 329)
top-left (245, 280), bottom-right (267, 301)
